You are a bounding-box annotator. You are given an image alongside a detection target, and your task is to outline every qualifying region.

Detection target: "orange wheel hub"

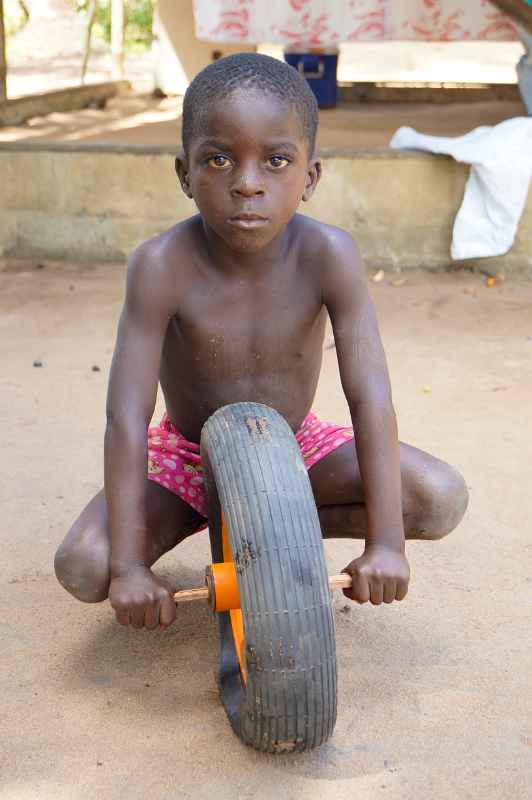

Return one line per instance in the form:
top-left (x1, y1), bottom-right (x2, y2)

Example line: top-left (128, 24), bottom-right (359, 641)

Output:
top-left (205, 515), bottom-right (247, 682)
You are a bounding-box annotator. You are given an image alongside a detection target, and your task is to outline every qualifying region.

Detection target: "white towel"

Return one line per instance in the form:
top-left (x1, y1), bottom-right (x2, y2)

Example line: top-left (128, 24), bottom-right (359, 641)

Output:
top-left (390, 118), bottom-right (532, 260)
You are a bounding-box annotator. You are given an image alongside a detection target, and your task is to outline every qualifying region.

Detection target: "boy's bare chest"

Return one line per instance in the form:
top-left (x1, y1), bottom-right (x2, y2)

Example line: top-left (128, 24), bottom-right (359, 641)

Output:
top-left (163, 276), bottom-right (325, 379)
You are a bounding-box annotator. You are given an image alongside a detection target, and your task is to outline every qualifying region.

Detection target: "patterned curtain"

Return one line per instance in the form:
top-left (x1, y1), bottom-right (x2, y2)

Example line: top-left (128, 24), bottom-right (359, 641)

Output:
top-left (193, 1), bottom-right (520, 44)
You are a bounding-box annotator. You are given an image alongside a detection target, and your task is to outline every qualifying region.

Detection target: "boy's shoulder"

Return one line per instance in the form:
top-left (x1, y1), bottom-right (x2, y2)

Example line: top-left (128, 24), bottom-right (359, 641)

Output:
top-left (124, 217), bottom-right (202, 306)
top-left (129, 216), bottom-right (201, 275)
top-left (292, 214), bottom-right (363, 276)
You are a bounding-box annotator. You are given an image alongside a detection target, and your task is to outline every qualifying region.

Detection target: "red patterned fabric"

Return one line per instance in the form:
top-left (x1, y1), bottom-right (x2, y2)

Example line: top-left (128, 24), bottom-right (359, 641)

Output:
top-left (193, 1), bottom-right (519, 44)
top-left (147, 411), bottom-right (354, 521)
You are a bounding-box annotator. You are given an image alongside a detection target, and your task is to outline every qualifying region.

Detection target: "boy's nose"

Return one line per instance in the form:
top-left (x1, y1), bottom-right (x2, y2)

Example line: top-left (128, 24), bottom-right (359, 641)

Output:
top-left (230, 167), bottom-right (265, 197)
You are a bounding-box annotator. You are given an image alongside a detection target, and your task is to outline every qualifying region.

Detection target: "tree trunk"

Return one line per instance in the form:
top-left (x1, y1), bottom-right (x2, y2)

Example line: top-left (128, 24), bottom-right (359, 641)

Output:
top-left (111, 0), bottom-right (124, 80)
top-left (489, 0), bottom-right (532, 35)
top-left (0, 0), bottom-right (7, 102)
top-left (81, 0), bottom-right (98, 84)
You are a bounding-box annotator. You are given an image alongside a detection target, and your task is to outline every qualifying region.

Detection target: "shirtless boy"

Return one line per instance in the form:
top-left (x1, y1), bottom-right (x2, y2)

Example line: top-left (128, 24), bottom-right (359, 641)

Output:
top-left (54, 53), bottom-right (468, 630)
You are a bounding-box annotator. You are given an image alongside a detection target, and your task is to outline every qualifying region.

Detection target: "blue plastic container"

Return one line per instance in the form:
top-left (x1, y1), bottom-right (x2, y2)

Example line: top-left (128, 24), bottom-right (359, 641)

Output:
top-left (284, 49), bottom-right (338, 109)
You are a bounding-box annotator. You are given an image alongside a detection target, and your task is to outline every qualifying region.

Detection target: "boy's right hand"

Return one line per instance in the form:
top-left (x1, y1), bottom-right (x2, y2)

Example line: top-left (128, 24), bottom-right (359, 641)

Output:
top-left (109, 566), bottom-right (176, 630)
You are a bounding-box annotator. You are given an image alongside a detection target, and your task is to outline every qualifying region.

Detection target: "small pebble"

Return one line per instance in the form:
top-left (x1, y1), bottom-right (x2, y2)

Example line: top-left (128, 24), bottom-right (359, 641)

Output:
top-left (69, 285), bottom-right (75, 291)
top-left (33, 360), bottom-right (43, 368)
top-left (35, 263), bottom-right (45, 270)
top-left (97, 760), bottom-right (103, 766)
top-left (91, 365), bottom-right (101, 372)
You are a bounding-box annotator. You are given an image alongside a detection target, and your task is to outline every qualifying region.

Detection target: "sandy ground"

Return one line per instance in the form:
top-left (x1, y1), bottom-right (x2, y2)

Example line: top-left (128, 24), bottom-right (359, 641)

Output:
top-left (0, 92), bottom-right (526, 149)
top-left (5, 31), bottom-right (525, 98)
top-left (2, 28), bottom-right (526, 150)
top-left (1, 261), bottom-right (531, 799)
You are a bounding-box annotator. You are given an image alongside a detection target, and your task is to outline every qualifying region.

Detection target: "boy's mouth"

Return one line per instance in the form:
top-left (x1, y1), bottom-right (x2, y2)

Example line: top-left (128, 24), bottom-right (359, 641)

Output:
top-left (228, 213), bottom-right (269, 230)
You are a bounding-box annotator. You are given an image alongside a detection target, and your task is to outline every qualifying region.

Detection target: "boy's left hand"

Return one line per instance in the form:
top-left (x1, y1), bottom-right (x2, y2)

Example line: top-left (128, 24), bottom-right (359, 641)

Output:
top-left (342, 545), bottom-right (410, 605)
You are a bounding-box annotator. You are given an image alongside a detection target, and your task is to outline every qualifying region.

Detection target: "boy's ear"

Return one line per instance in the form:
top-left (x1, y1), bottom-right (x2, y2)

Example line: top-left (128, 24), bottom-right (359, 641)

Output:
top-left (175, 151), bottom-right (193, 199)
top-left (302, 157), bottom-right (322, 202)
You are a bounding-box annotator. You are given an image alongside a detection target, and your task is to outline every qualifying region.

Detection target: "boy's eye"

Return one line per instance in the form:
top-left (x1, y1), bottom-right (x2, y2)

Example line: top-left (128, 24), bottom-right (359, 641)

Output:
top-left (207, 155), bottom-right (231, 169)
top-left (268, 155), bottom-right (290, 169)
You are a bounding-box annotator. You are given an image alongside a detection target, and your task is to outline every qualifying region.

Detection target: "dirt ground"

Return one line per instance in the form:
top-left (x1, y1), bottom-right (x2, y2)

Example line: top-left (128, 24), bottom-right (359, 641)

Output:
top-left (2, 28), bottom-right (528, 156)
top-left (5, 34), bottom-right (525, 99)
top-left (1, 34), bottom-right (527, 150)
top-left (0, 92), bottom-right (526, 150)
top-left (1, 261), bottom-right (531, 799)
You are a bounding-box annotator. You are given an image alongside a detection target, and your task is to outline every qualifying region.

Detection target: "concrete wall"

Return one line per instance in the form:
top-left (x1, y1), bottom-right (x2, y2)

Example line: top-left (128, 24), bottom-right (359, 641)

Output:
top-left (154, 0), bottom-right (255, 95)
top-left (1, 143), bottom-right (531, 275)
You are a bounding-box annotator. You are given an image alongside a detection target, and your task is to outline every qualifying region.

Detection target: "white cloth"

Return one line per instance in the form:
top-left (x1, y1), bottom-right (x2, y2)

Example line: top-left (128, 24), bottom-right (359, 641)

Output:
top-left (390, 118), bottom-right (532, 260)
top-left (193, 1), bottom-right (519, 45)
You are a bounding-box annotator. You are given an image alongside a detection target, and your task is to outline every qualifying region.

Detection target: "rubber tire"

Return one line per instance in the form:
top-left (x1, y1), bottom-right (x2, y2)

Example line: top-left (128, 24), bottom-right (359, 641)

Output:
top-left (200, 402), bottom-right (337, 753)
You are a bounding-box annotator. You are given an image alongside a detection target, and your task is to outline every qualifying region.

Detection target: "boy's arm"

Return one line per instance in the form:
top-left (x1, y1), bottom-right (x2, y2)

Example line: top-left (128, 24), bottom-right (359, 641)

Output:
top-left (321, 230), bottom-right (410, 605)
top-left (105, 243), bottom-right (177, 629)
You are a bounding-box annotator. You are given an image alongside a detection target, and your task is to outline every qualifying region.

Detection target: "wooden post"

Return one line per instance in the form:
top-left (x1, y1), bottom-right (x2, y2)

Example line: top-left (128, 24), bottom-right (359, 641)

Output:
top-left (111, 0), bottom-right (124, 80)
top-left (489, 0), bottom-right (532, 35)
top-left (0, 0), bottom-right (7, 102)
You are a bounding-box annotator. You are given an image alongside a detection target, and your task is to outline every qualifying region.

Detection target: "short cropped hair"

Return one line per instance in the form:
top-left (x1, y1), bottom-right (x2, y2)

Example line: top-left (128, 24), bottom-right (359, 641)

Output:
top-left (182, 52), bottom-right (319, 155)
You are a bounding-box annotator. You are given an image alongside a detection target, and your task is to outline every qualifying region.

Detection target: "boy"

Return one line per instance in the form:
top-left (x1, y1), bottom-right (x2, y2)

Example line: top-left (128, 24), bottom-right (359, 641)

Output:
top-left (54, 54), bottom-right (468, 630)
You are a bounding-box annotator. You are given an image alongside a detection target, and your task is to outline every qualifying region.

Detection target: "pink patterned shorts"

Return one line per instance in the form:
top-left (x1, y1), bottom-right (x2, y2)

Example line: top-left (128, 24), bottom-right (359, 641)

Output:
top-left (147, 412), bottom-right (354, 522)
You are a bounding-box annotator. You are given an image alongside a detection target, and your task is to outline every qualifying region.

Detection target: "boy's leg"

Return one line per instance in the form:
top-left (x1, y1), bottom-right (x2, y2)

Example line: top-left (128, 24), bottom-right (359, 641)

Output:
top-left (54, 481), bottom-right (206, 603)
top-left (309, 440), bottom-right (468, 541)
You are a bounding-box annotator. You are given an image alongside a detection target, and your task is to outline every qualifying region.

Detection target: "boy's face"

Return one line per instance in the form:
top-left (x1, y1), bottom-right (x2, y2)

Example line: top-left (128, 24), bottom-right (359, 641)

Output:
top-left (176, 90), bottom-right (321, 253)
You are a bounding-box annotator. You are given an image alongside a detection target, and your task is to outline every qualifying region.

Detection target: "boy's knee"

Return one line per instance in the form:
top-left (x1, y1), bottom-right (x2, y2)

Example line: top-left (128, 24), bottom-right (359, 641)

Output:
top-left (54, 530), bottom-right (110, 603)
top-left (413, 463), bottom-right (469, 540)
